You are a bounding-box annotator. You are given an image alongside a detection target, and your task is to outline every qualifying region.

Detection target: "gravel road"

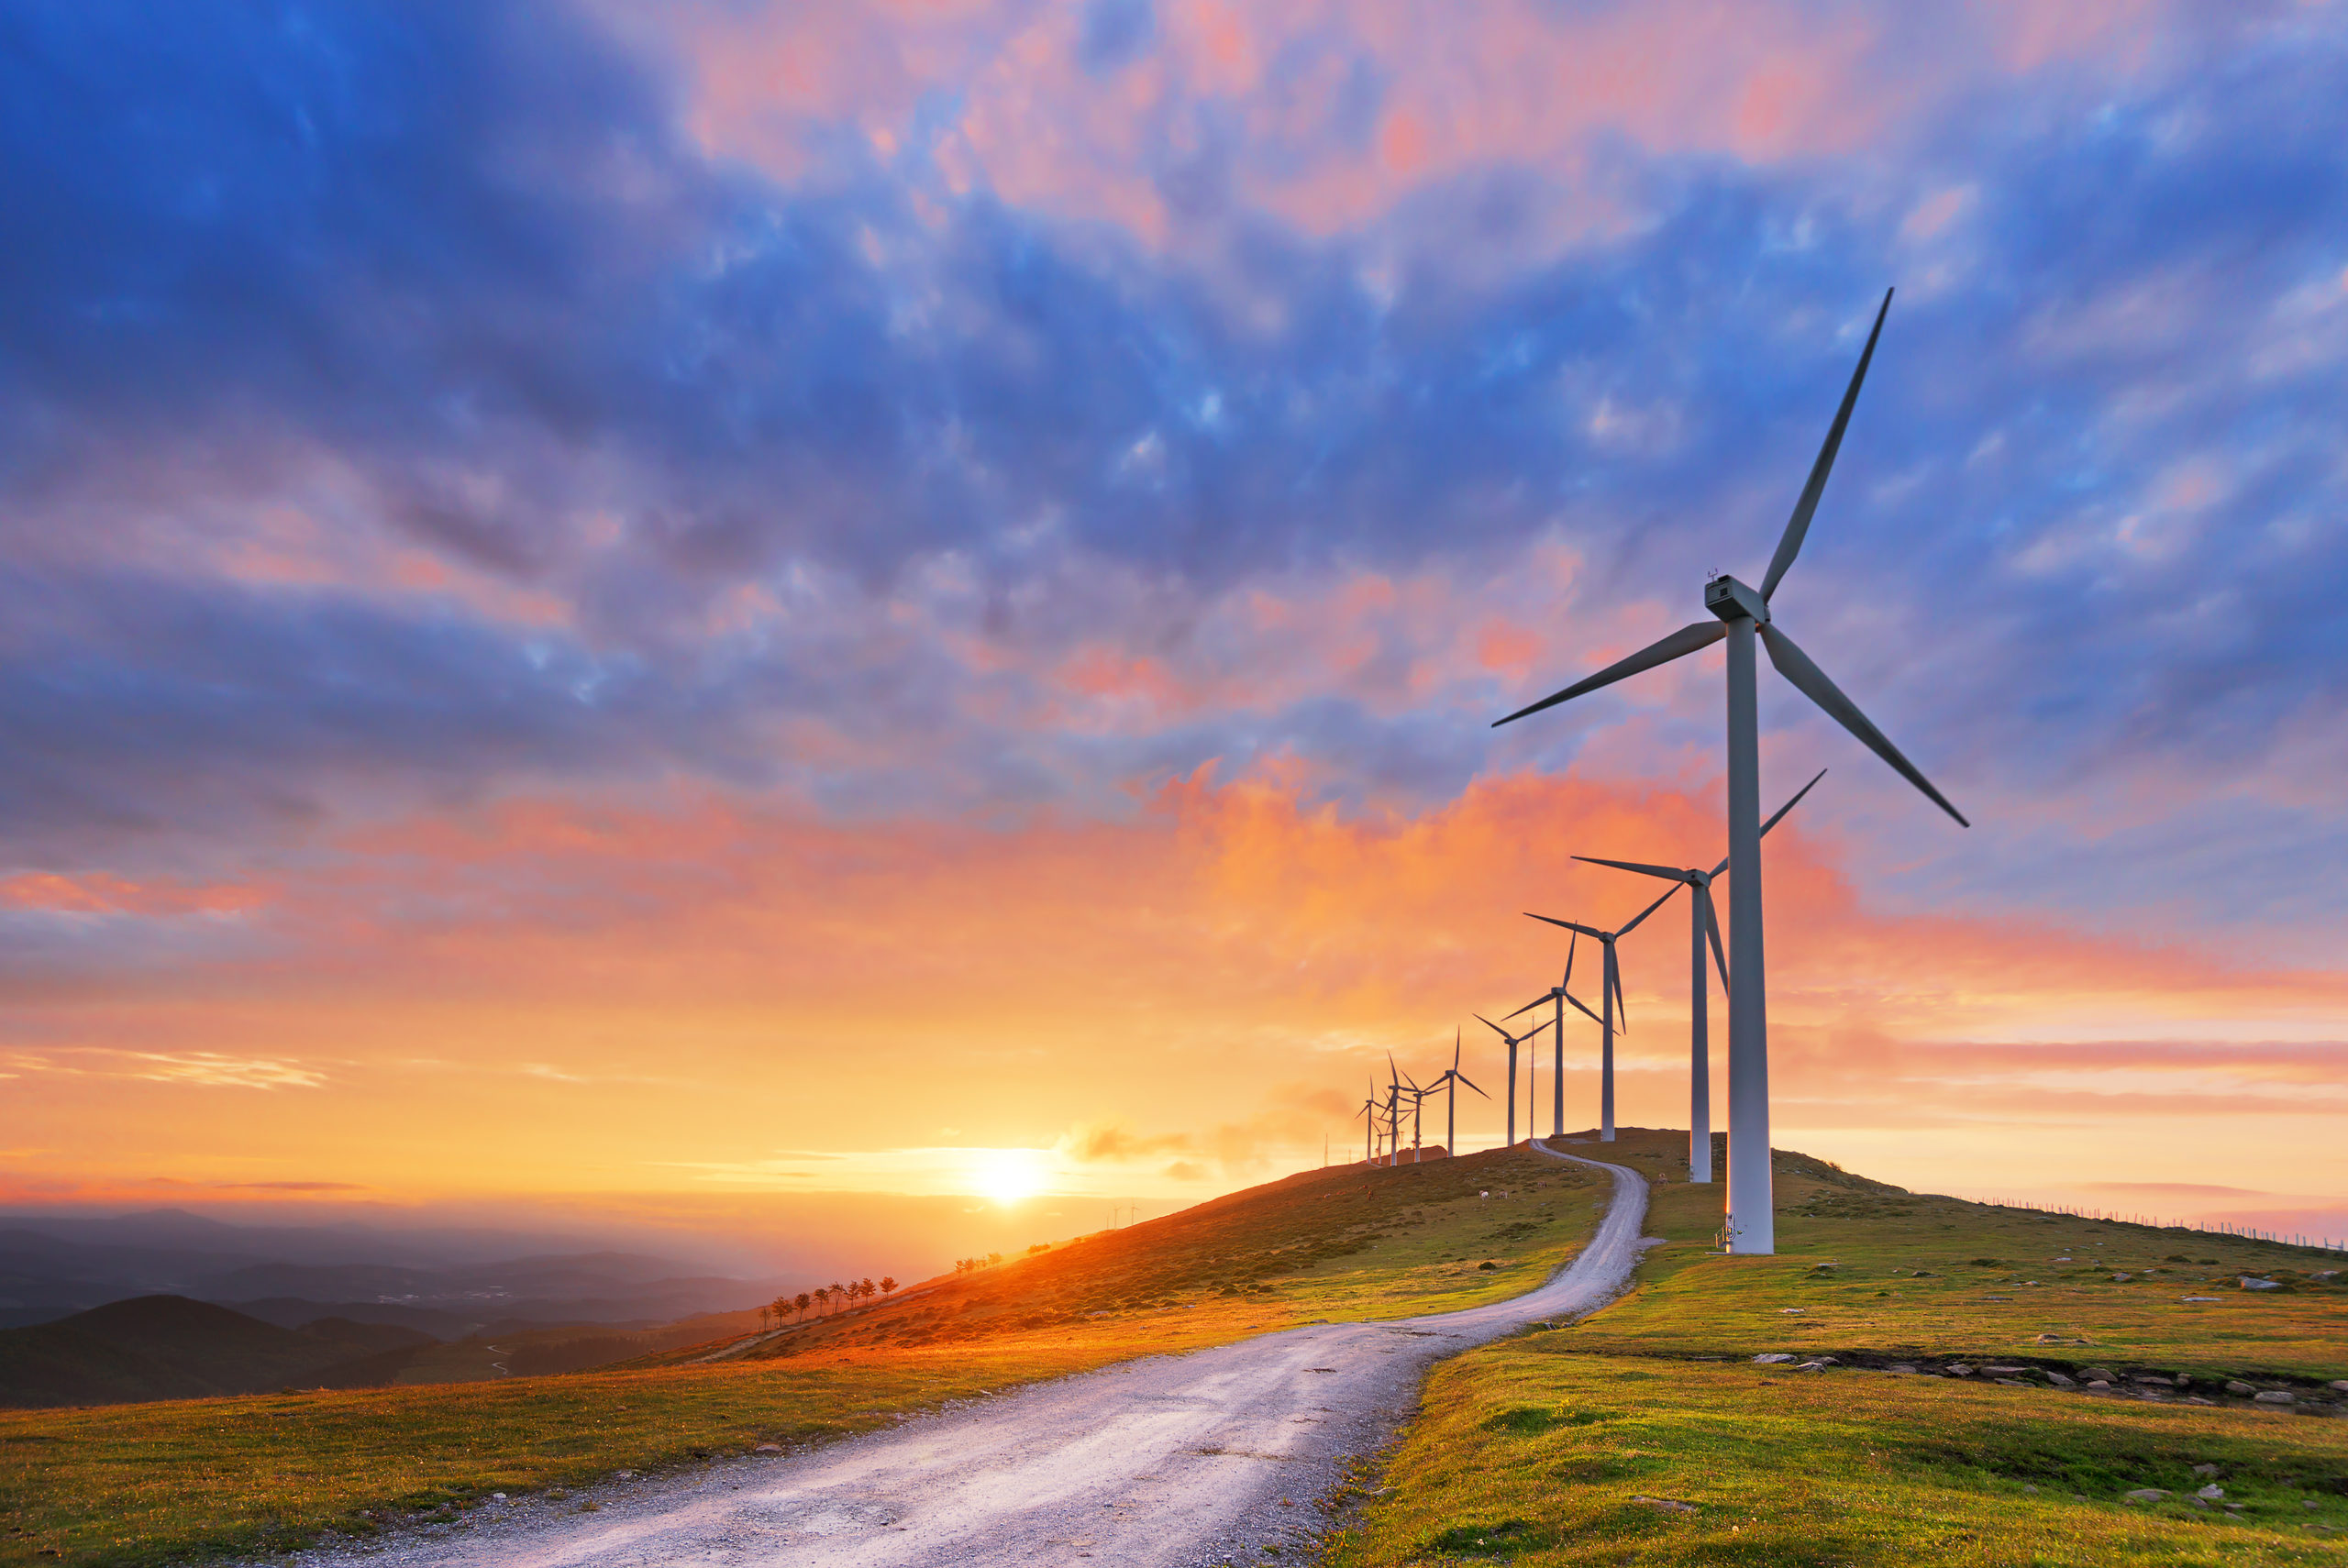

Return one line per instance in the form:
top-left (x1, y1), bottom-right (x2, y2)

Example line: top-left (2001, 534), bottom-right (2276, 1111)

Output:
top-left (296, 1144), bottom-right (1649, 1568)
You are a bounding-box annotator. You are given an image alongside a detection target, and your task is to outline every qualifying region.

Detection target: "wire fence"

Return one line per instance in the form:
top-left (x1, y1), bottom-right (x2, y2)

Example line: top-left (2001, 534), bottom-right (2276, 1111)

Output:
top-left (1951, 1195), bottom-right (2346, 1257)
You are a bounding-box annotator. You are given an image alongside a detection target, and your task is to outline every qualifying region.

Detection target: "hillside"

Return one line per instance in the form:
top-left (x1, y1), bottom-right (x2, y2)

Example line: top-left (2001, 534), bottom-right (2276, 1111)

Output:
top-left (1327, 1128), bottom-right (2348, 1567)
top-left (0, 1143), bottom-right (1599, 1565)
top-left (0, 1297), bottom-right (436, 1408)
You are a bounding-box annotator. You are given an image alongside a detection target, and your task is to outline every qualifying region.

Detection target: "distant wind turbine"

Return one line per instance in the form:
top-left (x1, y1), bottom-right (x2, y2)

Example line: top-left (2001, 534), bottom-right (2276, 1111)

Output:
top-left (1426, 1028), bottom-right (1490, 1157)
top-left (1574, 768), bottom-right (1825, 1183)
top-left (1355, 1087), bottom-right (1379, 1165)
top-left (1473, 1011), bottom-right (1550, 1149)
top-left (1501, 939), bottom-right (1600, 1142)
top-left (1523, 883), bottom-right (1679, 1142)
top-left (1492, 290), bottom-right (1966, 1253)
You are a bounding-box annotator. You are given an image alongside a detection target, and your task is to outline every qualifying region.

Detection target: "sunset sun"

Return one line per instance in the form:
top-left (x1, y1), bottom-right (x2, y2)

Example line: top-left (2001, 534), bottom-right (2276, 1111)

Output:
top-left (971, 1149), bottom-right (1047, 1206)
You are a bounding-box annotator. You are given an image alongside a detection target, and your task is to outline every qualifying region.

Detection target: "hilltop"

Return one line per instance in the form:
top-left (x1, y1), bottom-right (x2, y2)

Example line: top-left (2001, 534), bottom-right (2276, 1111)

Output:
top-left (0, 1297), bottom-right (433, 1408)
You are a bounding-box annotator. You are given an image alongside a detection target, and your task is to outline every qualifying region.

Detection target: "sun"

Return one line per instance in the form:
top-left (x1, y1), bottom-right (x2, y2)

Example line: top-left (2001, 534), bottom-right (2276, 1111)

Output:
top-left (971, 1148), bottom-right (1047, 1206)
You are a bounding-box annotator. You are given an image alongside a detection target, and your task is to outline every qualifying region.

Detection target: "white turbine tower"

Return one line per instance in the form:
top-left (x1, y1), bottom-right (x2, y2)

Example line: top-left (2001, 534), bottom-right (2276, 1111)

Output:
top-left (1522, 883), bottom-right (1678, 1143)
top-left (1472, 1011), bottom-right (1549, 1149)
top-left (1425, 1028), bottom-right (1490, 1156)
top-left (1493, 291), bottom-right (1966, 1254)
top-left (1573, 768), bottom-right (1825, 1182)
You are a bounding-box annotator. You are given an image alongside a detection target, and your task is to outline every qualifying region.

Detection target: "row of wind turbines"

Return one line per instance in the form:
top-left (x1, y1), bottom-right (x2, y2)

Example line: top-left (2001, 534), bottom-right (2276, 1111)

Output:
top-left (1357, 292), bottom-right (1966, 1256)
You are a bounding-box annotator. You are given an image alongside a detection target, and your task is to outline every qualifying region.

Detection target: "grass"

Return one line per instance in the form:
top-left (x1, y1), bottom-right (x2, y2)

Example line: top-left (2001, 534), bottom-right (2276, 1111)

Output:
top-left (0, 1144), bottom-right (1597, 1568)
top-left (1323, 1128), bottom-right (2348, 1567)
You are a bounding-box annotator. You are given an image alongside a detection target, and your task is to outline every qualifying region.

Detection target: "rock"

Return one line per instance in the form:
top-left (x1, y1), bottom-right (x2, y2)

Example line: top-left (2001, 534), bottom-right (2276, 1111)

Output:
top-left (615, 1471), bottom-right (635, 1480)
top-left (754, 1443), bottom-right (784, 1453)
top-left (2112, 1273), bottom-right (2132, 1282)
top-left (1779, 1308), bottom-right (1806, 1314)
top-left (2332, 1380), bottom-right (2348, 1393)
top-left (1888, 1363), bottom-right (1919, 1374)
top-left (2241, 1276), bottom-right (2282, 1291)
top-left (1995, 1378), bottom-right (2031, 1387)
top-left (2190, 1496), bottom-right (2211, 1509)
top-left (2185, 1397), bottom-right (2215, 1405)
top-left (2227, 1380), bottom-right (2255, 1396)
top-left (1984, 1365), bottom-right (2031, 1375)
top-left (2123, 1489), bottom-right (2169, 1504)
top-left (2132, 1375), bottom-right (2176, 1386)
top-left (2045, 1372), bottom-right (2077, 1386)
top-left (2190, 1464), bottom-right (2221, 1476)
top-left (2181, 1296), bottom-right (2222, 1302)
top-left (2082, 1367), bottom-right (2118, 1383)
top-left (2022, 1484), bottom-right (2039, 1495)
top-left (2086, 1381), bottom-right (2112, 1391)
top-left (1796, 1361), bottom-right (1830, 1372)
top-left (1632, 1496), bottom-right (1699, 1513)
top-left (1753, 1353), bottom-right (1796, 1364)
top-left (1948, 1363), bottom-right (1975, 1376)
top-left (2255, 1390), bottom-right (2296, 1404)
top-left (2197, 1485), bottom-right (2224, 1499)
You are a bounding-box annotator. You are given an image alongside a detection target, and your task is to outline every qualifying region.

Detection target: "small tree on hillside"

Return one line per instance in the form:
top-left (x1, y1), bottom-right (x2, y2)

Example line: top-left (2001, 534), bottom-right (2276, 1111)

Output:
top-left (794, 1291), bottom-right (812, 1321)
top-left (814, 1286), bottom-right (832, 1316)
top-left (880, 1276), bottom-right (898, 1297)
top-left (860, 1276), bottom-right (875, 1299)
top-left (987, 1252), bottom-right (1002, 1267)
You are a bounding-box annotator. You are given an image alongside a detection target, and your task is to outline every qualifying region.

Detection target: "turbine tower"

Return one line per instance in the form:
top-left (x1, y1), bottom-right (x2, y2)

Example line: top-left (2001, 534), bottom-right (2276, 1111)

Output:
top-left (1473, 1012), bottom-right (1549, 1149)
top-left (1355, 1087), bottom-right (1378, 1165)
top-left (1501, 944), bottom-right (1597, 1142)
top-left (1425, 1029), bottom-right (1490, 1156)
top-left (1493, 290), bottom-right (1966, 1253)
top-left (1523, 884), bottom-right (1677, 1142)
top-left (1574, 769), bottom-right (1824, 1181)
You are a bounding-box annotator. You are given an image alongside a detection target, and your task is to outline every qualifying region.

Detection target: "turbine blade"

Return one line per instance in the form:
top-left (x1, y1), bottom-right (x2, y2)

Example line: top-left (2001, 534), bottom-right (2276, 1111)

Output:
top-left (1565, 990), bottom-right (1604, 1028)
top-left (1760, 623), bottom-right (1968, 826)
top-left (1615, 881), bottom-right (1682, 936)
top-left (1456, 1074), bottom-right (1490, 1099)
top-left (1492, 622), bottom-right (1728, 727)
top-left (1759, 767), bottom-right (1828, 842)
top-left (1528, 912), bottom-right (1608, 941)
top-left (1611, 945), bottom-right (1628, 1032)
top-left (1760, 289), bottom-right (1892, 602)
top-left (1453, 1029), bottom-right (1462, 1070)
top-left (1473, 1012), bottom-right (1512, 1040)
top-left (1562, 932), bottom-right (1577, 991)
top-left (1704, 886), bottom-right (1730, 991)
top-left (1574, 855), bottom-right (1691, 883)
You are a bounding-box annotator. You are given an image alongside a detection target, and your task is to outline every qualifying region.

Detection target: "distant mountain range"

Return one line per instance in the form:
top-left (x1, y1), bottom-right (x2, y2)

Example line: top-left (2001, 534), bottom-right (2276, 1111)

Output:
top-left (0, 1296), bottom-right (439, 1408)
top-left (0, 1209), bottom-right (784, 1337)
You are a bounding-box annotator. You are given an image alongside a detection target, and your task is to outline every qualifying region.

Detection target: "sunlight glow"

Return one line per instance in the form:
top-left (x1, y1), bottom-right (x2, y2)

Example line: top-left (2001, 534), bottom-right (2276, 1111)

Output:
top-left (971, 1148), bottom-right (1047, 1206)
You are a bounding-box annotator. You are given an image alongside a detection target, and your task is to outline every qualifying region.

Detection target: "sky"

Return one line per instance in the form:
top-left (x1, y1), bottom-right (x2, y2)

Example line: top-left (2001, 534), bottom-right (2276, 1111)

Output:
top-left (3, 0), bottom-right (2346, 1275)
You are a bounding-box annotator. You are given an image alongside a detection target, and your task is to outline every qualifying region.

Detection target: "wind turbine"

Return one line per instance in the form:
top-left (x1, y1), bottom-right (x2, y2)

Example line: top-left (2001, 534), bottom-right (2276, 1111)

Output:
top-left (1523, 883), bottom-right (1679, 1142)
top-left (1492, 290), bottom-right (1966, 1253)
top-left (1501, 937), bottom-right (1600, 1141)
top-left (1355, 1087), bottom-right (1379, 1165)
top-left (1425, 1028), bottom-right (1490, 1156)
top-left (1473, 1012), bottom-right (1550, 1149)
top-left (1574, 769), bottom-right (1825, 1183)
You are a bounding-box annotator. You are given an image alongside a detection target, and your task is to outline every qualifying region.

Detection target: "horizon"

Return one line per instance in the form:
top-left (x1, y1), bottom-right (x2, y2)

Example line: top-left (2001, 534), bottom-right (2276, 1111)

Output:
top-left (5, 2), bottom-right (2346, 1282)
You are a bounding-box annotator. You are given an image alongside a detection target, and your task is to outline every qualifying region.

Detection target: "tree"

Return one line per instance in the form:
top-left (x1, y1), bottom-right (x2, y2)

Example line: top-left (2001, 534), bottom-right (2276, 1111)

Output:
top-left (814, 1286), bottom-right (831, 1316)
top-left (987, 1252), bottom-right (1002, 1267)
top-left (880, 1276), bottom-right (898, 1297)
top-left (860, 1276), bottom-right (875, 1299)
top-left (794, 1291), bottom-right (812, 1320)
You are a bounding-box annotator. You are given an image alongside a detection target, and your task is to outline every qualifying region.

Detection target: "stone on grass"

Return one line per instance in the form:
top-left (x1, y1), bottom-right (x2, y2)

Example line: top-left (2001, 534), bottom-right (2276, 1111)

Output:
top-left (1753, 1353), bottom-right (1796, 1364)
top-left (2046, 1372), bottom-right (2077, 1387)
top-left (754, 1443), bottom-right (784, 1453)
top-left (2255, 1389), bottom-right (2297, 1404)
top-left (1947, 1363), bottom-right (1975, 1376)
top-left (2123, 1489), bottom-right (2170, 1504)
top-left (2082, 1367), bottom-right (2118, 1383)
top-left (2332, 1380), bottom-right (2348, 1394)
top-left (2227, 1380), bottom-right (2256, 1396)
top-left (2198, 1485), bottom-right (2224, 1499)
top-left (1984, 1365), bottom-right (2030, 1375)
top-left (2241, 1276), bottom-right (2282, 1290)
top-left (2190, 1463), bottom-right (2221, 1476)
top-left (2085, 1380), bottom-right (2112, 1391)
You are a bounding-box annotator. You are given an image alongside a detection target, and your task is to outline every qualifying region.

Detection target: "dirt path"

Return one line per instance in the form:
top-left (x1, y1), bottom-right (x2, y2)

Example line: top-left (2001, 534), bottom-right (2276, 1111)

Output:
top-left (297, 1145), bottom-right (1649, 1568)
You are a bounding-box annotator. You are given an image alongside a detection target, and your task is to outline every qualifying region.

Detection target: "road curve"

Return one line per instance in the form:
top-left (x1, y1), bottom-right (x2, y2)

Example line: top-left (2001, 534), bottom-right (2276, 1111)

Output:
top-left (305, 1145), bottom-right (1648, 1568)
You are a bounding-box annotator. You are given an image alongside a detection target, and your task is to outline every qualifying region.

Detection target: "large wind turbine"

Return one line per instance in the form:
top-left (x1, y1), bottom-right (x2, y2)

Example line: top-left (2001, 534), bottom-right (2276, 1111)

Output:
top-left (1523, 883), bottom-right (1678, 1142)
top-left (1493, 290), bottom-right (1966, 1253)
top-left (1426, 1029), bottom-right (1490, 1156)
top-left (1574, 769), bottom-right (1825, 1182)
top-left (1473, 1012), bottom-right (1549, 1149)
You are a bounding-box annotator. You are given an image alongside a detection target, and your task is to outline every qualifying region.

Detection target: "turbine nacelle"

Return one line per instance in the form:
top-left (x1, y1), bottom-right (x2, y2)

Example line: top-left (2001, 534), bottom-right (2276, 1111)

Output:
top-left (1703, 574), bottom-right (1769, 624)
